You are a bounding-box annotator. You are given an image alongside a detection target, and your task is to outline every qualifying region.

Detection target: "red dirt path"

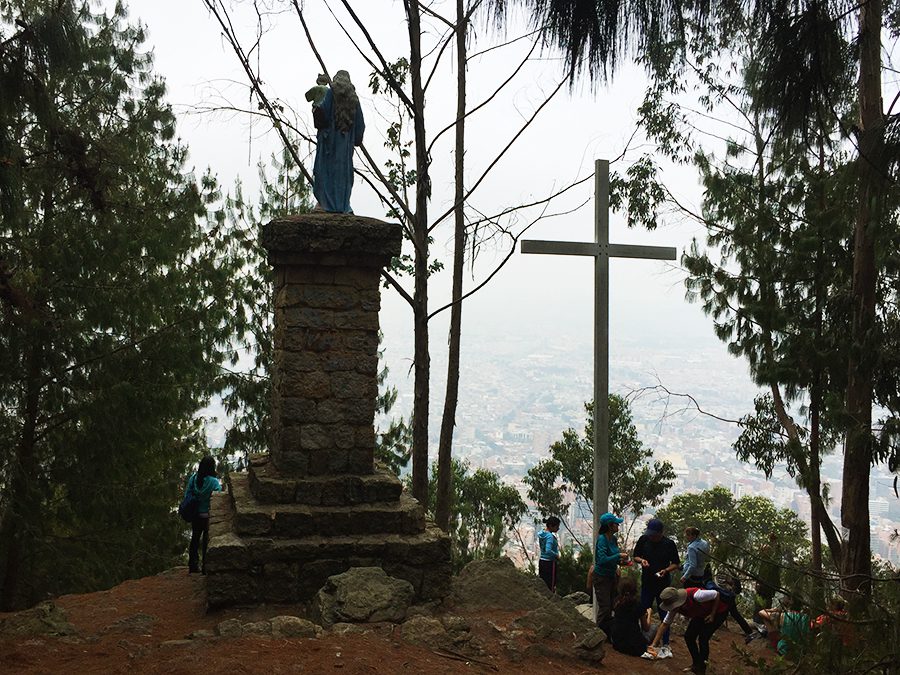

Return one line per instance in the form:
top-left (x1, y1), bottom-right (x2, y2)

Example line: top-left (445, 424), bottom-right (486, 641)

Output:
top-left (0, 568), bottom-right (769, 674)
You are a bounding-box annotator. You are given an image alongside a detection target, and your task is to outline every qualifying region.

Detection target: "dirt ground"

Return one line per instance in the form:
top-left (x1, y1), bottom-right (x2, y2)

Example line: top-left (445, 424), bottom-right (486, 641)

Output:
top-left (0, 569), bottom-right (771, 674)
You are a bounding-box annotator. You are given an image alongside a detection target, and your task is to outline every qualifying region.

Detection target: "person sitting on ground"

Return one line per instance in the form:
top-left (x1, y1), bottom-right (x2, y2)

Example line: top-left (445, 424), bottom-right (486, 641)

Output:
top-left (537, 516), bottom-right (561, 592)
top-left (592, 512), bottom-right (630, 637)
top-left (759, 595), bottom-right (810, 658)
top-left (811, 595), bottom-right (852, 646)
top-left (649, 586), bottom-right (733, 674)
top-left (611, 577), bottom-right (653, 657)
top-left (632, 517), bottom-right (680, 660)
top-left (185, 456), bottom-right (222, 575)
top-left (753, 533), bottom-right (782, 632)
top-left (681, 526), bottom-right (712, 587)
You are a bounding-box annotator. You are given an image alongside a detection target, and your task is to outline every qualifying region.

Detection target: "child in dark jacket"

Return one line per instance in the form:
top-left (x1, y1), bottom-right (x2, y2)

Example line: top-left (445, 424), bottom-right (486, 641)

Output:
top-left (611, 578), bottom-right (652, 656)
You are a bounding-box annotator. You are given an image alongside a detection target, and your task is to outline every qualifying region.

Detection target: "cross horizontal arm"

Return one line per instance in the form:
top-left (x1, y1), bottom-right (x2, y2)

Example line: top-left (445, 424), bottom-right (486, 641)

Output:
top-left (520, 240), bottom-right (598, 257)
top-left (608, 244), bottom-right (677, 261)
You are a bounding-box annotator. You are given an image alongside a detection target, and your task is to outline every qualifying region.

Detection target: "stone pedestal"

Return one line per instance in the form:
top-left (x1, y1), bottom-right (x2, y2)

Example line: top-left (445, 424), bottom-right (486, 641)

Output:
top-left (205, 213), bottom-right (451, 608)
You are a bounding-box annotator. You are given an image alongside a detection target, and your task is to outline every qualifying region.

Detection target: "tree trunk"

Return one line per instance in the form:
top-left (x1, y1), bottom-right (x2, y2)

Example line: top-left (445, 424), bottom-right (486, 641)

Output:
top-left (435, 0), bottom-right (467, 531)
top-left (0, 332), bottom-right (43, 610)
top-left (407, 0), bottom-right (432, 506)
top-left (842, 0), bottom-right (884, 601)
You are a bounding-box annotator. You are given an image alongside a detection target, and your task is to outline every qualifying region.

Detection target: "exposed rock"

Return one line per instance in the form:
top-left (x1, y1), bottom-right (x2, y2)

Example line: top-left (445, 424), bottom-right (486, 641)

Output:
top-left (0, 601), bottom-right (76, 637)
top-left (270, 615), bottom-right (320, 638)
top-left (242, 620), bottom-right (273, 635)
top-left (103, 612), bottom-right (157, 634)
top-left (215, 618), bottom-right (244, 638)
top-left (449, 558), bottom-right (554, 613)
top-left (313, 567), bottom-right (414, 626)
top-left (441, 615), bottom-right (470, 633)
top-left (399, 616), bottom-right (451, 649)
top-left (564, 591), bottom-right (591, 605)
top-left (188, 629), bottom-right (215, 640)
top-left (329, 622), bottom-right (370, 636)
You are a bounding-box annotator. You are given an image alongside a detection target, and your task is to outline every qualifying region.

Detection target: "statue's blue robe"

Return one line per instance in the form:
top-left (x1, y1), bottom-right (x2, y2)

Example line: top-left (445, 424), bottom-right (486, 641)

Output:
top-left (313, 88), bottom-right (365, 213)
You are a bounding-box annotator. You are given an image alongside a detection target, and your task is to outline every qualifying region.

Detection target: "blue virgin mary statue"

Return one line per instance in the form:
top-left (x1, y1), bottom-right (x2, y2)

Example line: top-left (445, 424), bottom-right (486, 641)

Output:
top-left (312, 70), bottom-right (365, 213)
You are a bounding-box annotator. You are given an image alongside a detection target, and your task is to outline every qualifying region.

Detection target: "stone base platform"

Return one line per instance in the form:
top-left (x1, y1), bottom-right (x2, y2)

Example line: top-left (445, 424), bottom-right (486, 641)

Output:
top-left (205, 462), bottom-right (452, 609)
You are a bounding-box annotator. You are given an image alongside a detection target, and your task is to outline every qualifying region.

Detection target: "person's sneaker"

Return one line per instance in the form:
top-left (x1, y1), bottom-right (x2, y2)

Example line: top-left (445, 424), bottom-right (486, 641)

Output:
top-left (657, 646), bottom-right (674, 659)
top-left (641, 649), bottom-right (657, 660)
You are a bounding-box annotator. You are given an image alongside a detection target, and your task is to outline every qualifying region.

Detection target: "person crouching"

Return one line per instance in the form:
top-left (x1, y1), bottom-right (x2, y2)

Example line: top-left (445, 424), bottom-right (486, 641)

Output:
top-left (649, 586), bottom-right (732, 674)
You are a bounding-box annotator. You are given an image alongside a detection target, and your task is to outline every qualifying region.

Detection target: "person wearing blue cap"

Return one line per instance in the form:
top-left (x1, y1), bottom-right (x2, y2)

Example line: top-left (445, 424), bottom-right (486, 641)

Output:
top-left (633, 517), bottom-right (680, 659)
top-left (592, 512), bottom-right (629, 636)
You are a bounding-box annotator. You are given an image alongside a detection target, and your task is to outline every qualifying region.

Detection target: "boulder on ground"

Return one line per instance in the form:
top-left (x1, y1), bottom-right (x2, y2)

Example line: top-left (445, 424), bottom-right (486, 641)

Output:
top-left (400, 616), bottom-right (452, 649)
top-left (564, 591), bottom-right (591, 605)
top-left (313, 566), bottom-right (414, 626)
top-left (449, 558), bottom-right (554, 612)
top-left (216, 618), bottom-right (243, 638)
top-left (0, 601), bottom-right (76, 637)
top-left (270, 615), bottom-right (320, 638)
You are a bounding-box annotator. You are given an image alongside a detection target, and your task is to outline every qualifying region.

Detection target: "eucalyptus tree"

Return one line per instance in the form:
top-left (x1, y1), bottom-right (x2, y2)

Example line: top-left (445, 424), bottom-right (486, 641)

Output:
top-left (0, 1), bottom-right (253, 608)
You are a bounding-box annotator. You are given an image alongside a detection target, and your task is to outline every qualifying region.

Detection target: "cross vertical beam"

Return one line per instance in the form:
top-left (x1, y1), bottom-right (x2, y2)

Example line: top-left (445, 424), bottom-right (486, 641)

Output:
top-left (520, 157), bottom-right (676, 555)
top-left (594, 159), bottom-right (610, 545)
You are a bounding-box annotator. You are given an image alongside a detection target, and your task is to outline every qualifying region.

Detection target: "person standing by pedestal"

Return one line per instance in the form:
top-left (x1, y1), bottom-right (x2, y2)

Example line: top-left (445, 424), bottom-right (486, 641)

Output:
top-left (185, 456), bottom-right (222, 574)
top-left (633, 517), bottom-right (680, 659)
top-left (592, 512), bottom-right (629, 637)
top-left (538, 516), bottom-right (561, 592)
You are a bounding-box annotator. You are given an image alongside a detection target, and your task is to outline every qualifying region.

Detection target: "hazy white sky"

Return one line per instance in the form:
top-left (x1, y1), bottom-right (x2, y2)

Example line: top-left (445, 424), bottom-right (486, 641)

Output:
top-left (116, 0), bottom-right (748, 402)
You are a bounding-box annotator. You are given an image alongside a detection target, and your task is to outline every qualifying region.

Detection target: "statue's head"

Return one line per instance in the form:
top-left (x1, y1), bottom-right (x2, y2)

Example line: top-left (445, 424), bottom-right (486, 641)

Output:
top-left (333, 70), bottom-right (352, 86)
top-left (316, 73), bottom-right (330, 85)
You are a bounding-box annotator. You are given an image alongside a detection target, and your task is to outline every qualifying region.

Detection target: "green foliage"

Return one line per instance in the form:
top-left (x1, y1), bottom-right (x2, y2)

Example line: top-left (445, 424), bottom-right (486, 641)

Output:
top-left (374, 337), bottom-right (411, 476)
top-left (524, 394), bottom-right (676, 542)
top-left (0, 1), bottom-right (253, 608)
top-left (419, 459), bottom-right (527, 571)
top-left (218, 146), bottom-right (313, 462)
top-left (555, 542), bottom-right (593, 597)
top-left (655, 486), bottom-right (808, 584)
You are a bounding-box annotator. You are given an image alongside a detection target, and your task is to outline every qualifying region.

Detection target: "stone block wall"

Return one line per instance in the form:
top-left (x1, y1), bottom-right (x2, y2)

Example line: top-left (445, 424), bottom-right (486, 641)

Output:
top-left (205, 214), bottom-right (452, 609)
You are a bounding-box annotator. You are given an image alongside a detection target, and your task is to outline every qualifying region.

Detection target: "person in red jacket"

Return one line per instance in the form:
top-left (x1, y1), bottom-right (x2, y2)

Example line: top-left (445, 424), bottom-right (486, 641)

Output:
top-left (648, 586), bottom-right (732, 674)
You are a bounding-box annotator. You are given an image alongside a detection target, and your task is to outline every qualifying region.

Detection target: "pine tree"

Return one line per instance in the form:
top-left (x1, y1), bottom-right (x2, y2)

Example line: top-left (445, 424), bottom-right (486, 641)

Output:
top-left (0, 1), bottom-right (251, 609)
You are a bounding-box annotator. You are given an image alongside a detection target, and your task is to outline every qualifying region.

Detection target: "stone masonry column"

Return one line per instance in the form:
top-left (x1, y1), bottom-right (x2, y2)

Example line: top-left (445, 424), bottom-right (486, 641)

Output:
top-left (261, 213), bottom-right (402, 477)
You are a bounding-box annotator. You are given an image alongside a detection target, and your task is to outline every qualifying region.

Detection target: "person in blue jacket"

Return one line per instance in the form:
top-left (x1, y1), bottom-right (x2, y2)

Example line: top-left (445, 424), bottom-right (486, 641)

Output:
top-left (593, 512), bottom-right (630, 636)
top-left (185, 456), bottom-right (222, 574)
top-left (681, 526), bottom-right (712, 587)
top-left (538, 516), bottom-right (561, 592)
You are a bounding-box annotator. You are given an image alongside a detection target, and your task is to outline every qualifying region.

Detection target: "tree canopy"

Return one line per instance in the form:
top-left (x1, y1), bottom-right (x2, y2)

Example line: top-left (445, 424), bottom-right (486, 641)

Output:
top-left (0, 0), bottom-right (251, 609)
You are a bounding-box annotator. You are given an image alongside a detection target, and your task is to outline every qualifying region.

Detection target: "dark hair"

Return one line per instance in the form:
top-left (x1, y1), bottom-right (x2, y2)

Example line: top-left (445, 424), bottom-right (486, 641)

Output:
top-left (545, 516), bottom-right (561, 529)
top-left (197, 456), bottom-right (216, 491)
top-left (684, 526), bottom-right (700, 538)
top-left (615, 577), bottom-right (638, 609)
top-left (785, 595), bottom-right (804, 612)
top-left (599, 522), bottom-right (610, 535)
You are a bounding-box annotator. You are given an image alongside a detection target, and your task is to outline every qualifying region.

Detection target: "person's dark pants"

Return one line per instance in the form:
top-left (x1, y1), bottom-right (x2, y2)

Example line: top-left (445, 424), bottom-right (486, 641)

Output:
top-left (684, 612), bottom-right (728, 673)
top-left (593, 574), bottom-right (616, 637)
top-left (753, 586), bottom-right (776, 623)
top-left (728, 602), bottom-right (753, 634)
top-left (189, 514), bottom-right (210, 572)
top-left (538, 559), bottom-right (558, 592)
top-left (640, 580), bottom-right (670, 645)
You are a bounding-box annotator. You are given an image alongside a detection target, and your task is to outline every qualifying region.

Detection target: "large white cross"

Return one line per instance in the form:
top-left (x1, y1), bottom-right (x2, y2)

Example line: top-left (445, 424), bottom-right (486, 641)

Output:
top-left (521, 158), bottom-right (676, 548)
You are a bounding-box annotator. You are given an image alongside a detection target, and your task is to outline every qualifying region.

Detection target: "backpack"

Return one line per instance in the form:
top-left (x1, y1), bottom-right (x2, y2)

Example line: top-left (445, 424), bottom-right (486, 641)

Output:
top-left (178, 475), bottom-right (200, 522)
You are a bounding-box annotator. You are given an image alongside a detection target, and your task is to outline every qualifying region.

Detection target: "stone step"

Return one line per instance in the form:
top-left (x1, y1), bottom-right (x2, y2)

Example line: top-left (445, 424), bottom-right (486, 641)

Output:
top-left (206, 491), bottom-right (451, 607)
top-left (247, 455), bottom-right (402, 505)
top-left (229, 473), bottom-right (424, 538)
